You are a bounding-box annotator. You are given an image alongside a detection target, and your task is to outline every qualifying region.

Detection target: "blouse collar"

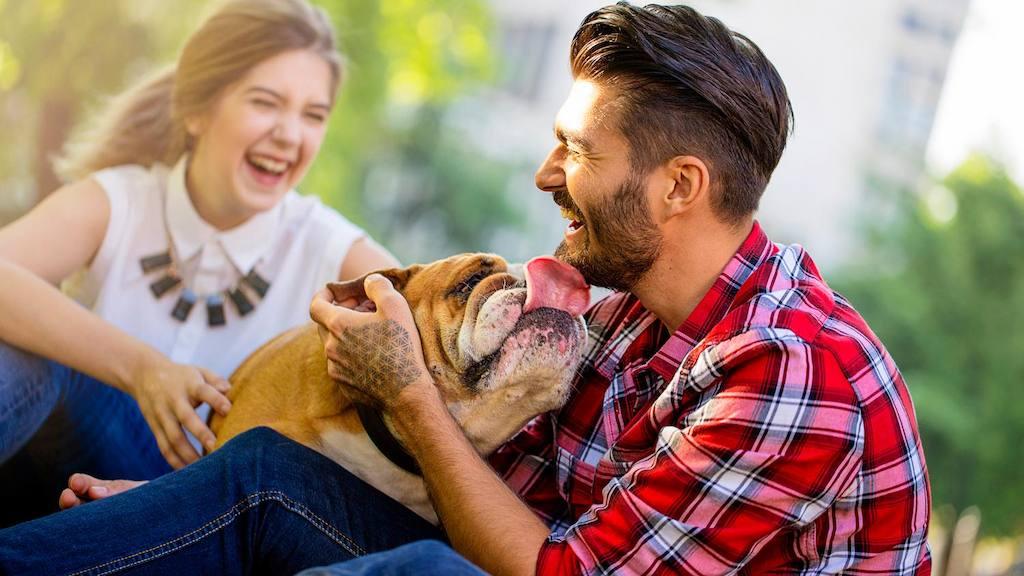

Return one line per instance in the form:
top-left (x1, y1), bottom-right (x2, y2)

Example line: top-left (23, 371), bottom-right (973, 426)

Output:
top-left (164, 156), bottom-right (284, 273)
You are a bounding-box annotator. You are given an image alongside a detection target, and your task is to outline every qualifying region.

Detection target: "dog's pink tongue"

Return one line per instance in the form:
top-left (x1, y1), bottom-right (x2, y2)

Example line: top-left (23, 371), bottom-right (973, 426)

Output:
top-left (523, 256), bottom-right (590, 317)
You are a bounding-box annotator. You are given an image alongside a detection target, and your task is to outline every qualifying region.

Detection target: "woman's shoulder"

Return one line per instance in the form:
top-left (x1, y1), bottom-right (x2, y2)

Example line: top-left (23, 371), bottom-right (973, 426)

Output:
top-left (89, 162), bottom-right (170, 201)
top-left (280, 191), bottom-right (362, 234)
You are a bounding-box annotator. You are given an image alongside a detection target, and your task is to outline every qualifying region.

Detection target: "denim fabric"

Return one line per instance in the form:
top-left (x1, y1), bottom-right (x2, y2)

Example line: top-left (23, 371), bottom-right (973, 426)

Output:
top-left (295, 541), bottom-right (486, 576)
top-left (0, 427), bottom-right (444, 575)
top-left (0, 341), bottom-right (171, 524)
top-left (0, 341), bottom-right (60, 463)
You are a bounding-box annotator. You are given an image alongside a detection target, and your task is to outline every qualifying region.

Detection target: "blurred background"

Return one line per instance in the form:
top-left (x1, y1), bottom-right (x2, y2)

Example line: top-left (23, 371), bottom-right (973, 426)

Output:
top-left (1, 0), bottom-right (1020, 573)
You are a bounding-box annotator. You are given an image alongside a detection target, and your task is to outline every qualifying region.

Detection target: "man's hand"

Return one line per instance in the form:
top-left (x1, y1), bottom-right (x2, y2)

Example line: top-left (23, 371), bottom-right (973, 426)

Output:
top-left (309, 274), bottom-right (433, 411)
top-left (314, 273), bottom-right (549, 576)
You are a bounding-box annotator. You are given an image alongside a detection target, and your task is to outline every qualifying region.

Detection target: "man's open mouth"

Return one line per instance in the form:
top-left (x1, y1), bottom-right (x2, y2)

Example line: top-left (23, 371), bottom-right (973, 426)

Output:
top-left (559, 206), bottom-right (585, 231)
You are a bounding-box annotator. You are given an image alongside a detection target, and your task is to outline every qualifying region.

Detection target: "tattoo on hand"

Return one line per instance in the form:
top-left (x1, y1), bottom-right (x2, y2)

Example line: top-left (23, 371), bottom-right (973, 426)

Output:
top-left (337, 320), bottom-right (424, 403)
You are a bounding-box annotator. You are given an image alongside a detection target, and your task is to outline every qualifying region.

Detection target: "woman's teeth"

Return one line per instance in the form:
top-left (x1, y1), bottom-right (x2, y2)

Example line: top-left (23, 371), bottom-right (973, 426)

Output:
top-left (248, 154), bottom-right (289, 175)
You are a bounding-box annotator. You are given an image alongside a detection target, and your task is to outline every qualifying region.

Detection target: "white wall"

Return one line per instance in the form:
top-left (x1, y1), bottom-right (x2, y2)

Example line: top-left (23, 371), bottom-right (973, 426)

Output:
top-left (465, 0), bottom-right (967, 268)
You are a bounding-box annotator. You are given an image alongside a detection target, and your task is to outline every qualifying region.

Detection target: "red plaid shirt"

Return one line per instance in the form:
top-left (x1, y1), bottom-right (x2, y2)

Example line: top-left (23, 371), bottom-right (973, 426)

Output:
top-left (490, 222), bottom-right (931, 575)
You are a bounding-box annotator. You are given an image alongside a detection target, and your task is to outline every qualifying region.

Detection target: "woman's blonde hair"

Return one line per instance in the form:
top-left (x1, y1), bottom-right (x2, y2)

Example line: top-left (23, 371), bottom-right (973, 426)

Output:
top-left (57, 0), bottom-right (343, 182)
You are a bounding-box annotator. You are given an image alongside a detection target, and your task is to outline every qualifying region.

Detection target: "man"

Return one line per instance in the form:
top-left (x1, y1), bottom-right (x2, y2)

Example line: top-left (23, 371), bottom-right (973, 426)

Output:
top-left (310, 3), bottom-right (931, 574)
top-left (0, 4), bottom-right (930, 575)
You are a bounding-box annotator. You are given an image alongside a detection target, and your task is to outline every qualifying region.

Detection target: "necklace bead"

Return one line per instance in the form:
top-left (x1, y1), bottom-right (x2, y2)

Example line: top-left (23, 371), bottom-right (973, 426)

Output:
top-left (171, 288), bottom-right (197, 321)
top-left (140, 251), bottom-right (269, 325)
top-left (228, 287), bottom-right (255, 316)
top-left (206, 294), bottom-right (226, 327)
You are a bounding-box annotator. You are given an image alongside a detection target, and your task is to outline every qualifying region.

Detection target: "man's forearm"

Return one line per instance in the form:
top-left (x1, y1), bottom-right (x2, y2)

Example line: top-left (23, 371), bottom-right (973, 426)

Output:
top-left (394, 385), bottom-right (550, 576)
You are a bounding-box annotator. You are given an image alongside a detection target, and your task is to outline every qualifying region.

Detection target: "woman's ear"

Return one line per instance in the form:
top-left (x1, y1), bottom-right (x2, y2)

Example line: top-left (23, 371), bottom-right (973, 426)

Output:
top-left (184, 114), bottom-right (207, 139)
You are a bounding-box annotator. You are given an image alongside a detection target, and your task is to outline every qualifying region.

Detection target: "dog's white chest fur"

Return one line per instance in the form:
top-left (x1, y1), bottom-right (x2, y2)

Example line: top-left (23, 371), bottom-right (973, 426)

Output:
top-left (316, 428), bottom-right (437, 524)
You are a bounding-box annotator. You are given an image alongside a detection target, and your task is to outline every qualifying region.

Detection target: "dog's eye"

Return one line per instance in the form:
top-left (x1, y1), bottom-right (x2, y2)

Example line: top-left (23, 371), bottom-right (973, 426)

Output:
top-left (450, 270), bottom-right (490, 300)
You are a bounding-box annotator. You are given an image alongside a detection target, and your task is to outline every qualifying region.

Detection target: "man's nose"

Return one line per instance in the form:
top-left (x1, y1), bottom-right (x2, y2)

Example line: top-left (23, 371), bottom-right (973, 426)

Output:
top-left (535, 147), bottom-right (566, 193)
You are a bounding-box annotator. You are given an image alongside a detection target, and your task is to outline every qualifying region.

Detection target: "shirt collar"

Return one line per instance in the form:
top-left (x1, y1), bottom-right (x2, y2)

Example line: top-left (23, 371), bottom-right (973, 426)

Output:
top-left (592, 221), bottom-right (776, 382)
top-left (164, 156), bottom-right (284, 273)
top-left (647, 220), bottom-right (775, 379)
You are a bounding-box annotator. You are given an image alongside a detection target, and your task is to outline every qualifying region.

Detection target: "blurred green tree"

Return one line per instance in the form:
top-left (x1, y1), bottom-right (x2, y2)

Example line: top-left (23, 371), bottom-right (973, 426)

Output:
top-left (834, 155), bottom-right (1024, 536)
top-left (0, 0), bottom-right (203, 198)
top-left (297, 0), bottom-right (501, 235)
top-left (1, 0), bottom-right (515, 257)
top-left (360, 105), bottom-right (526, 263)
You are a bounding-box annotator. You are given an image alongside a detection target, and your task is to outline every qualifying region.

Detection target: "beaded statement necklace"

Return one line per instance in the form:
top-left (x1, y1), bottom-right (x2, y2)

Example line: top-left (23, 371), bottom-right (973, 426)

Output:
top-left (139, 250), bottom-right (271, 327)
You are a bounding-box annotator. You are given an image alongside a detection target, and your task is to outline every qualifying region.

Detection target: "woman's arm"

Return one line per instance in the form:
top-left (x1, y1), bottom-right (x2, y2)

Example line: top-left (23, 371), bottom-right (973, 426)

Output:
top-left (337, 236), bottom-right (401, 280)
top-left (0, 179), bottom-right (230, 468)
top-left (0, 178), bottom-right (137, 383)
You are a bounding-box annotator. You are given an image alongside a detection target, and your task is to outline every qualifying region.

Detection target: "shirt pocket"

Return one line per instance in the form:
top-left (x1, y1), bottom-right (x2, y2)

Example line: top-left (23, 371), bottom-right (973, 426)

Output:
top-left (557, 445), bottom-right (640, 519)
top-left (556, 446), bottom-right (597, 517)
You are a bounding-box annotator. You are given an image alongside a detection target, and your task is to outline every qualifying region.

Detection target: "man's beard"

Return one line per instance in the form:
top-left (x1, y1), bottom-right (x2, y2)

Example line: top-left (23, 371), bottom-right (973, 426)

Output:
top-left (552, 174), bottom-right (662, 292)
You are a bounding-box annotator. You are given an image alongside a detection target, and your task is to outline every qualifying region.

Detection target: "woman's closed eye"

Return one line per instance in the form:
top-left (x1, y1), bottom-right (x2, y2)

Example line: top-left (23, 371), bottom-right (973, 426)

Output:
top-left (304, 111), bottom-right (328, 124)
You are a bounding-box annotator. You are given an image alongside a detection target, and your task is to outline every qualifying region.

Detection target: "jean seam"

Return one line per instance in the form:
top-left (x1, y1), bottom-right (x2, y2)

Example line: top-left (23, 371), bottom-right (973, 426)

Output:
top-left (70, 489), bottom-right (368, 576)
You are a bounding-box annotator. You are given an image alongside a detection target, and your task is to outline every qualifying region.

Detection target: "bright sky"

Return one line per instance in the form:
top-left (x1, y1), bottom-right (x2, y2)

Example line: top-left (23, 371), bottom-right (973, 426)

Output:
top-left (927, 0), bottom-right (1024, 184)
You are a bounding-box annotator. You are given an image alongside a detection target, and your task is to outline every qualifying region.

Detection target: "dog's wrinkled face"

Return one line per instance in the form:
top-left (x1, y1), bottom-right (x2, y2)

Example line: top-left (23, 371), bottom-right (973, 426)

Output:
top-left (327, 253), bottom-right (589, 453)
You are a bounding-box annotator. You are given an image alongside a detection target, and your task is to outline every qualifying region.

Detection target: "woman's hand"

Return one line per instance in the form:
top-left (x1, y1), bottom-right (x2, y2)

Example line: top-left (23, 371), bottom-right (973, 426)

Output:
top-left (309, 274), bottom-right (433, 413)
top-left (128, 357), bottom-right (232, 469)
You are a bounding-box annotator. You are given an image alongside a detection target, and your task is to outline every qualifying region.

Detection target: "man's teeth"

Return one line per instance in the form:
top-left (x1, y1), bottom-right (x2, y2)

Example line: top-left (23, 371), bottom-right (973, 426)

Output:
top-left (248, 155), bottom-right (289, 174)
top-left (560, 206), bottom-right (583, 223)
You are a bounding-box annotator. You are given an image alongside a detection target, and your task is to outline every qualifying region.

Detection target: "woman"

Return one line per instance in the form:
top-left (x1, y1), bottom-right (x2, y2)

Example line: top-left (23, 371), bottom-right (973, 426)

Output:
top-left (0, 0), bottom-right (397, 520)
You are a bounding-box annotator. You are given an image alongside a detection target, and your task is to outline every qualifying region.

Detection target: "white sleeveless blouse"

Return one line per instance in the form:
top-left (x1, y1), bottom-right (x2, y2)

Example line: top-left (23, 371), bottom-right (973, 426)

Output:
top-left (74, 158), bottom-right (365, 379)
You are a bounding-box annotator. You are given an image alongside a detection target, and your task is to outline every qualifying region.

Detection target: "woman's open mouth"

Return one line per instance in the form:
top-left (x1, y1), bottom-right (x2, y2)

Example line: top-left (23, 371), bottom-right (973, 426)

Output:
top-left (245, 153), bottom-right (292, 187)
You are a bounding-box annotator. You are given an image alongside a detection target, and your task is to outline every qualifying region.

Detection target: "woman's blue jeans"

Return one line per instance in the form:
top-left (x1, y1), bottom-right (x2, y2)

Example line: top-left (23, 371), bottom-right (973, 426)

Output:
top-left (0, 341), bottom-right (172, 523)
top-left (0, 427), bottom-right (459, 575)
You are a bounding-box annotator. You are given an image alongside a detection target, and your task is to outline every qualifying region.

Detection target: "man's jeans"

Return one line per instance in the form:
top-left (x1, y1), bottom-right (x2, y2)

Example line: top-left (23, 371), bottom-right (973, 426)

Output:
top-left (0, 427), bottom-right (458, 575)
top-left (0, 341), bottom-right (172, 523)
top-left (296, 541), bottom-right (485, 576)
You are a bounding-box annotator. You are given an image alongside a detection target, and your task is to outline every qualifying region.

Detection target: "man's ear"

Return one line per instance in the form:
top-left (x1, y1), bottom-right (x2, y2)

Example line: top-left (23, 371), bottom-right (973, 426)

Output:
top-left (326, 266), bottom-right (422, 311)
top-left (662, 155), bottom-right (710, 217)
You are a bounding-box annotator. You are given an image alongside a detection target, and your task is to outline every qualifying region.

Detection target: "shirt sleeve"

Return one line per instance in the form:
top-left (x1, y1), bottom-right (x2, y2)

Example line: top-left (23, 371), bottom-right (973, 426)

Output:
top-left (535, 330), bottom-right (865, 576)
top-left (489, 412), bottom-right (570, 526)
top-left (73, 165), bottom-right (145, 304)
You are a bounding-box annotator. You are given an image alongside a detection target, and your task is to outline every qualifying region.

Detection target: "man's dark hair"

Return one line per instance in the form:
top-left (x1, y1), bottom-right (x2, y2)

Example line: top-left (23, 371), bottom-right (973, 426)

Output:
top-left (570, 2), bottom-right (793, 222)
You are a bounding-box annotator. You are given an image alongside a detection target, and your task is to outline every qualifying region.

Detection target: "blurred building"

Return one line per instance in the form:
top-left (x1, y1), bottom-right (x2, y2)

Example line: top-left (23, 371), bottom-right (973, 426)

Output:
top-left (450, 0), bottom-right (970, 267)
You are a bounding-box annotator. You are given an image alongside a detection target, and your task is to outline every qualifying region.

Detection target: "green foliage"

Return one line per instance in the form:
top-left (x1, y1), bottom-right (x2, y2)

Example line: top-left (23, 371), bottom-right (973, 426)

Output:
top-left (361, 106), bottom-right (526, 263)
top-left (0, 0), bottom-right (198, 98)
top-left (833, 155), bottom-right (1024, 536)
top-left (304, 0), bottom-right (497, 229)
top-left (2, 0), bottom-right (513, 255)
top-left (0, 0), bottom-right (204, 184)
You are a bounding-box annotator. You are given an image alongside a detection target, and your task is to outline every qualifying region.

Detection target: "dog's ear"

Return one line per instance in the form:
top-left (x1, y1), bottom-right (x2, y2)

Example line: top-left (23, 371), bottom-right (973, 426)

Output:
top-left (325, 266), bottom-right (423, 312)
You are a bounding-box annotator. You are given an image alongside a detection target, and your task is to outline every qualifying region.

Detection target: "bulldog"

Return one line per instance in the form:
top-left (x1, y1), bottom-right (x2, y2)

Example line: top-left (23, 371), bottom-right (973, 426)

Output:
top-left (209, 253), bottom-right (590, 523)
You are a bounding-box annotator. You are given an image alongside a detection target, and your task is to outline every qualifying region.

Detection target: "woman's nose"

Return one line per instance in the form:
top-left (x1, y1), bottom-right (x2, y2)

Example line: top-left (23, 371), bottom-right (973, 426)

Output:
top-left (272, 115), bottom-right (301, 146)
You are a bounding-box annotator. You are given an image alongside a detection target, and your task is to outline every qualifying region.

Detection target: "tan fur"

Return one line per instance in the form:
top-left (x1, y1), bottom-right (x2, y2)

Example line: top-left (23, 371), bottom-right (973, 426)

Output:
top-left (207, 253), bottom-right (585, 522)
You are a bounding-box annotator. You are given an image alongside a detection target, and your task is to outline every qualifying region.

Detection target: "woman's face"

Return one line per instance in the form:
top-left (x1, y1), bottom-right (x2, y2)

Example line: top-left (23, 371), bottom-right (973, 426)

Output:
top-left (188, 49), bottom-right (334, 225)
